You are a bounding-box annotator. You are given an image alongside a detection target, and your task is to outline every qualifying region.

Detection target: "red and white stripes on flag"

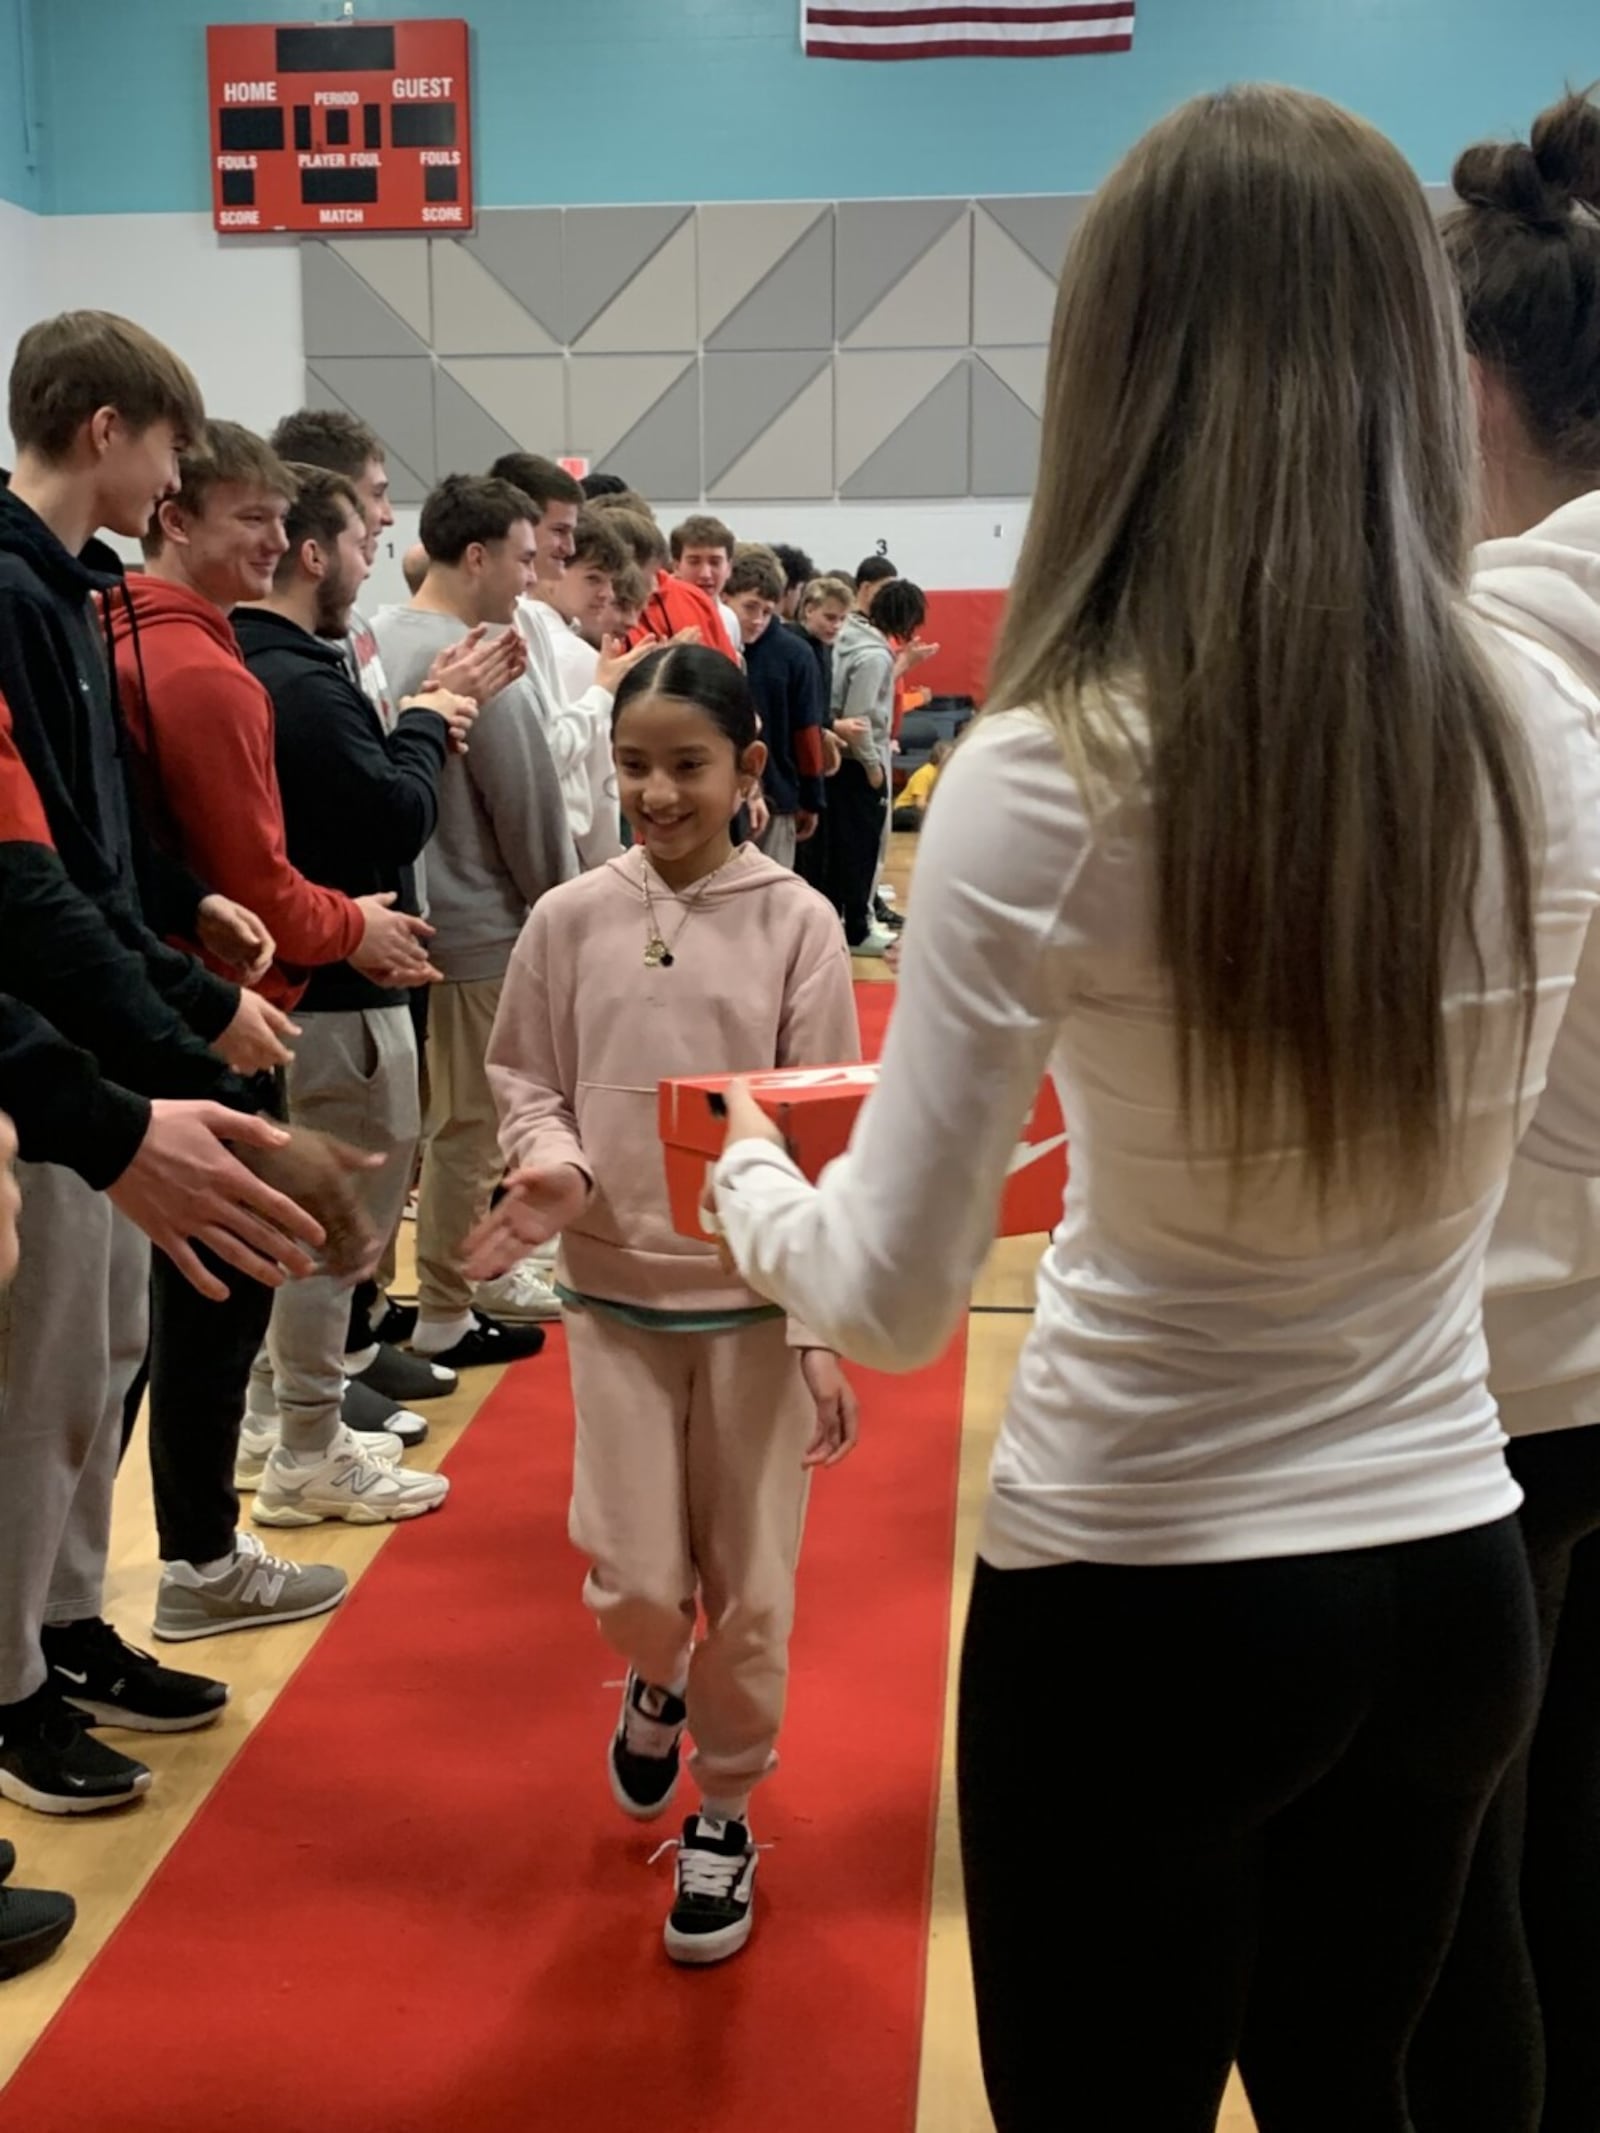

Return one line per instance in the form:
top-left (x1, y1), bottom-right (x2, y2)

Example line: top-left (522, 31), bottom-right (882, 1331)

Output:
top-left (801, 1), bottom-right (1135, 61)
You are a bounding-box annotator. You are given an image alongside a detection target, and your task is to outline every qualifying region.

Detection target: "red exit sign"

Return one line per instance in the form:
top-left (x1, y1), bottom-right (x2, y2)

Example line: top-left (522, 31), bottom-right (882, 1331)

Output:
top-left (206, 18), bottom-right (473, 236)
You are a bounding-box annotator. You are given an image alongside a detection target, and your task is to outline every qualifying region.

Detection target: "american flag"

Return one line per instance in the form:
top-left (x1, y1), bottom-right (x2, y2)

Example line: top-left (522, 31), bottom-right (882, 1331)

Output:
top-left (801, 1), bottom-right (1136, 61)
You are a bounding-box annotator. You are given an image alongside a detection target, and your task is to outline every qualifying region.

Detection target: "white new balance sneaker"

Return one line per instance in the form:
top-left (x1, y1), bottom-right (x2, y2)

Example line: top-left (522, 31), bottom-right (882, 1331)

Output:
top-left (472, 1257), bottom-right (562, 1324)
top-left (235, 1418), bottom-right (404, 1493)
top-left (251, 1428), bottom-right (450, 1528)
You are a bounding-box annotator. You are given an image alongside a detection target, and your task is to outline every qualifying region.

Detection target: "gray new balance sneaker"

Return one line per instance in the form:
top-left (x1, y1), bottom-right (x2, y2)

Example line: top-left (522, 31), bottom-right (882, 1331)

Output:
top-left (152, 1534), bottom-right (348, 1643)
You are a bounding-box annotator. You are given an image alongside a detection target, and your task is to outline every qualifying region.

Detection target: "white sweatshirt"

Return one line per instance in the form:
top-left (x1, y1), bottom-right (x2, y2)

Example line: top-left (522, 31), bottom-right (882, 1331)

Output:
top-left (715, 638), bottom-right (1600, 1568)
top-left (514, 595), bottom-right (614, 846)
top-left (1474, 493), bottom-right (1600, 1436)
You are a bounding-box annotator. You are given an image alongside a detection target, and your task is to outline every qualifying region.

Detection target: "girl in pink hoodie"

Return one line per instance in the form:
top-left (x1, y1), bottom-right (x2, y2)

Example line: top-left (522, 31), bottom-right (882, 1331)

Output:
top-left (467, 643), bottom-right (860, 1967)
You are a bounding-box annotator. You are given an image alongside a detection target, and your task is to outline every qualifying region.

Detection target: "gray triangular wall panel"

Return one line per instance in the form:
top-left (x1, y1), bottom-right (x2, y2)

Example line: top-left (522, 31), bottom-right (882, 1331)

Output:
top-left (303, 244), bottom-right (433, 361)
top-left (563, 206), bottom-right (694, 346)
top-left (841, 357), bottom-right (971, 500)
top-left (972, 358), bottom-right (1041, 496)
top-left (460, 210), bottom-right (566, 343)
top-left (703, 352), bottom-right (832, 490)
top-left (706, 212), bottom-right (833, 352)
top-left (434, 366), bottom-right (524, 476)
top-left (597, 362), bottom-right (703, 501)
top-left (835, 199), bottom-right (968, 342)
top-left (305, 367), bottom-right (432, 507)
top-left (305, 358), bottom-right (437, 489)
top-left (979, 196), bottom-right (1086, 283)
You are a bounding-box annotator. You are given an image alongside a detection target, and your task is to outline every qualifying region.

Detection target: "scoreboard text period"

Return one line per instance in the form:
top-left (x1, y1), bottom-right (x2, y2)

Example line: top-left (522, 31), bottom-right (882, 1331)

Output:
top-left (206, 19), bottom-right (473, 236)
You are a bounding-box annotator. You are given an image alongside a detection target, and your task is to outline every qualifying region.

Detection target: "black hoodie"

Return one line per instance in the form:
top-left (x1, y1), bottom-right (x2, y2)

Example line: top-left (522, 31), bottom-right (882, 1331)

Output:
top-left (0, 479), bottom-right (255, 1181)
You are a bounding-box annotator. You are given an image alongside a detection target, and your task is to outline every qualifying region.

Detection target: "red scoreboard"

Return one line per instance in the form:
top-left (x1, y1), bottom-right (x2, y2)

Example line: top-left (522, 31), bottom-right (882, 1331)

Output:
top-left (206, 19), bottom-right (472, 236)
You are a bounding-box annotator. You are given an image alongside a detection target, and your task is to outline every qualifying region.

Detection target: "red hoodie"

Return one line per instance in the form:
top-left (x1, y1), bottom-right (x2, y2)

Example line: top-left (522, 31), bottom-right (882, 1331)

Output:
top-left (628, 570), bottom-right (738, 661)
top-left (0, 687), bottom-right (51, 848)
top-left (107, 576), bottom-right (363, 1010)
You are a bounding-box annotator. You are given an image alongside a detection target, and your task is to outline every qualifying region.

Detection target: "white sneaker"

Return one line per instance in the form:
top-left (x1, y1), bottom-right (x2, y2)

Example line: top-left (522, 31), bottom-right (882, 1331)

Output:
top-left (252, 1427), bottom-right (449, 1527)
top-left (235, 1419), bottom-right (403, 1493)
top-left (473, 1257), bottom-right (562, 1324)
top-left (852, 925), bottom-right (895, 960)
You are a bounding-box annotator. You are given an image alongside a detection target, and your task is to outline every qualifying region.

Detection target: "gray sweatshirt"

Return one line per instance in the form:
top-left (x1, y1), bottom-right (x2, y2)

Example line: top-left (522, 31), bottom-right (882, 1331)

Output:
top-left (831, 611), bottom-right (895, 778)
top-left (371, 606), bottom-right (575, 983)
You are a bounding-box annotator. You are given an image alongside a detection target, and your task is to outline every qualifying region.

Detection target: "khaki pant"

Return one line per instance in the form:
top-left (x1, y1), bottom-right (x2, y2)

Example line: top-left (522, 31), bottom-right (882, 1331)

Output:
top-left (566, 1308), bottom-right (813, 1806)
top-left (415, 976), bottom-right (504, 1320)
top-left (250, 1008), bottom-right (420, 1455)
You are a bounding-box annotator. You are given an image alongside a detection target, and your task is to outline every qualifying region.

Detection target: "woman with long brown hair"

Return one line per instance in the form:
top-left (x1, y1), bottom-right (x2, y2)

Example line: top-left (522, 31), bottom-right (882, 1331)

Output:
top-left (704, 86), bottom-right (1600, 2130)
top-left (1409, 86), bottom-right (1600, 2133)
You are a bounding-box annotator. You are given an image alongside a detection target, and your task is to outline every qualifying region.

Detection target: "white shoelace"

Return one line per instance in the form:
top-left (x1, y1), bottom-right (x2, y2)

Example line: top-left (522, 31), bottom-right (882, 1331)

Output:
top-left (235, 1533), bottom-right (300, 1581)
top-left (649, 1827), bottom-right (771, 1889)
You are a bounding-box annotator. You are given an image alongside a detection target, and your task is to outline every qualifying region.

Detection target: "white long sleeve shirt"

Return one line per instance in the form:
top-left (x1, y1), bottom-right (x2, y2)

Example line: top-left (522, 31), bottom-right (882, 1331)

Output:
top-left (715, 643), bottom-right (1600, 1569)
top-left (515, 595), bottom-right (614, 846)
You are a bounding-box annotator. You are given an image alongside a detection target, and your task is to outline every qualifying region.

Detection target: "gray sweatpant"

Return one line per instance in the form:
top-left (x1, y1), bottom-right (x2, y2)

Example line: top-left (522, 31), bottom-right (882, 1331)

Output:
top-left (758, 814), bottom-right (798, 872)
top-left (248, 1007), bottom-right (420, 1456)
top-left (0, 1161), bottom-right (149, 1703)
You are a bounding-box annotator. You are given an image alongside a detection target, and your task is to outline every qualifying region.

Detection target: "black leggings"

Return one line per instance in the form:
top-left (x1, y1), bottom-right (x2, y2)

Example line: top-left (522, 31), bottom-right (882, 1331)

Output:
top-left (957, 1520), bottom-right (1536, 2133)
top-left (1410, 1426), bottom-right (1600, 2133)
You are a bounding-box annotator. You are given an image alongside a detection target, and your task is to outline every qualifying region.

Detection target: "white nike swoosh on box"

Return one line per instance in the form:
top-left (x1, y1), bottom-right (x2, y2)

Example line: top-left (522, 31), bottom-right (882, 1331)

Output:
top-left (1005, 1132), bottom-right (1069, 1177)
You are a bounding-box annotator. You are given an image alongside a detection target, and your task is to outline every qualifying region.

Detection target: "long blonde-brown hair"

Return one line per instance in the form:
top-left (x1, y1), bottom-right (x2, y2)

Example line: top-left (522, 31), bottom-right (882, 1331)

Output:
top-left (991, 85), bottom-right (1537, 1207)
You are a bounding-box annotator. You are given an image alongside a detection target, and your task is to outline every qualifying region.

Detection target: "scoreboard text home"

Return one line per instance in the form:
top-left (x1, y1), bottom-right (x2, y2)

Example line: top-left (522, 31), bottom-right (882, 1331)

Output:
top-left (206, 18), bottom-right (473, 236)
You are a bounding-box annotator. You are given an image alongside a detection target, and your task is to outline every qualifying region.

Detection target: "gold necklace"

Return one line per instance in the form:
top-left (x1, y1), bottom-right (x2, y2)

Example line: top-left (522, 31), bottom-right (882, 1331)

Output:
top-left (640, 852), bottom-right (738, 968)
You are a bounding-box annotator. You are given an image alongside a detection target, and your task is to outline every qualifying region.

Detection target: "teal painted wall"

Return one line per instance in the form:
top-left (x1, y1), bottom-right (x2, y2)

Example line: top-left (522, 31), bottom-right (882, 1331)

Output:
top-left (0, 0), bottom-right (41, 209)
top-left (17, 0), bottom-right (1600, 215)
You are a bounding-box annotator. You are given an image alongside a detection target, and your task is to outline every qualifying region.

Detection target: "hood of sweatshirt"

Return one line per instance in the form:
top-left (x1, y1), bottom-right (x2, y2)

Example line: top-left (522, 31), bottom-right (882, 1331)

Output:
top-left (0, 469), bottom-right (121, 601)
top-left (1473, 491), bottom-right (1600, 697)
top-left (107, 573), bottom-right (243, 660)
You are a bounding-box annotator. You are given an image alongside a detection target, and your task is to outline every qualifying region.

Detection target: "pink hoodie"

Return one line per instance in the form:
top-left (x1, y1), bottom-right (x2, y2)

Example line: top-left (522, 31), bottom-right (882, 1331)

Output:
top-left (488, 844), bottom-right (860, 1314)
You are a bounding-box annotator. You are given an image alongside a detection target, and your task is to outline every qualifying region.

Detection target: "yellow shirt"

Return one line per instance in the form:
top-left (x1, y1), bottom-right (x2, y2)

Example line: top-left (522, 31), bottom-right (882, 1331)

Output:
top-left (899, 760), bottom-right (941, 811)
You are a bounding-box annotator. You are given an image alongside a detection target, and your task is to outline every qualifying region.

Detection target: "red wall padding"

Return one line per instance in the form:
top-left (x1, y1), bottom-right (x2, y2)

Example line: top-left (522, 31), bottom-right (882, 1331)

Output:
top-left (912, 589), bottom-right (1007, 705)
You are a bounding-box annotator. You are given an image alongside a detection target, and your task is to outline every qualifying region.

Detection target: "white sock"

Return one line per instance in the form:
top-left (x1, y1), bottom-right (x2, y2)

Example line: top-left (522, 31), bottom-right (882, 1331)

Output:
top-left (698, 1796), bottom-right (750, 1830)
top-left (345, 1341), bottom-right (379, 1372)
top-left (192, 1553), bottom-right (235, 1581)
top-left (278, 1433), bottom-right (341, 1467)
top-left (411, 1311), bottom-right (475, 1356)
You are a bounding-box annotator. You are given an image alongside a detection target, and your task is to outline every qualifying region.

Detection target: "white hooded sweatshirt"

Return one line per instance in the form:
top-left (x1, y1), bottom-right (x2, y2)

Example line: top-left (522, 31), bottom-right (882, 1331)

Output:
top-left (1475, 493), bottom-right (1600, 1435)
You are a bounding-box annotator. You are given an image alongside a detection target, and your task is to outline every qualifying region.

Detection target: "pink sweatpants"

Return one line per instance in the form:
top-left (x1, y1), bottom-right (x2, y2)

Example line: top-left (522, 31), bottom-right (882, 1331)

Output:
top-left (565, 1307), bottom-right (814, 1807)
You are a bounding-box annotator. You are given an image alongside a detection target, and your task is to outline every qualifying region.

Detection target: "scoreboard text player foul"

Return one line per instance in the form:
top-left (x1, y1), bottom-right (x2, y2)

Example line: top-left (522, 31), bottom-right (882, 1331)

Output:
top-left (206, 19), bottom-right (473, 235)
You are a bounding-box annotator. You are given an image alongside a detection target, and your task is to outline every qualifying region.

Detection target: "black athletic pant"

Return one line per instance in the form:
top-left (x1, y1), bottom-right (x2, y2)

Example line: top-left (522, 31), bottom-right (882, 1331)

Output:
top-left (1410, 1426), bottom-right (1600, 2133)
top-left (957, 1520), bottom-right (1537, 2133)
top-left (822, 759), bottom-right (885, 946)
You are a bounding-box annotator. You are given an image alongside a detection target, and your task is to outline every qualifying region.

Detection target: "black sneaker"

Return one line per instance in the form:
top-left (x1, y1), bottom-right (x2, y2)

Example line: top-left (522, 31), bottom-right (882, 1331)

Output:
top-left (421, 1310), bottom-right (546, 1371)
top-left (873, 896), bottom-right (905, 931)
top-left (348, 1341), bottom-right (457, 1403)
top-left (663, 1814), bottom-right (759, 1966)
top-left (341, 1376), bottom-right (428, 1447)
top-left (609, 1672), bottom-right (687, 1821)
top-left (0, 1686), bottom-right (152, 1814)
top-left (42, 1618), bottom-right (228, 1734)
top-left (0, 1881), bottom-right (76, 1979)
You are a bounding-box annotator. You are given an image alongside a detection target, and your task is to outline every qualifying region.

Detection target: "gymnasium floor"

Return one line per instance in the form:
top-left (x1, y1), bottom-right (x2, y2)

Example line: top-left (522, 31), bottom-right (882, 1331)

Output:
top-left (0, 840), bottom-right (1258, 2129)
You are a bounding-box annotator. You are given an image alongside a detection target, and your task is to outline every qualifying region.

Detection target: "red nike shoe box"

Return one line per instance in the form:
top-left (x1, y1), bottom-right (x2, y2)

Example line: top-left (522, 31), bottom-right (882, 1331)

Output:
top-left (659, 1064), bottom-right (1068, 1243)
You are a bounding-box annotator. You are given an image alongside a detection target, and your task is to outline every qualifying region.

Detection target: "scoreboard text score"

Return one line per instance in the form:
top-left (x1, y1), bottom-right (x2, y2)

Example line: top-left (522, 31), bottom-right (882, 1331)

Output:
top-left (206, 19), bottom-right (473, 235)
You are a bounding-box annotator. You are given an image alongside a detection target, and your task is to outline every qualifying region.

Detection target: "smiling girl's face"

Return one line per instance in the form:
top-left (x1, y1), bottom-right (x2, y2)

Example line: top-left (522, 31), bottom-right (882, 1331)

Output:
top-left (614, 690), bottom-right (766, 888)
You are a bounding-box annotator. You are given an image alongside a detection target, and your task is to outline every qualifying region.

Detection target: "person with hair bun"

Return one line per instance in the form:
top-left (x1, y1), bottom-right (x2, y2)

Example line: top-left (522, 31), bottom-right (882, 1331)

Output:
top-left (704, 85), bottom-right (1600, 2128)
top-left (1408, 84), bottom-right (1600, 2133)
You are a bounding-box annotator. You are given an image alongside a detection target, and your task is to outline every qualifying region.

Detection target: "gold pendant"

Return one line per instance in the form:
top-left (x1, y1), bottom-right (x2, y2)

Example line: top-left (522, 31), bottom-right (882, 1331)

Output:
top-left (644, 936), bottom-right (669, 968)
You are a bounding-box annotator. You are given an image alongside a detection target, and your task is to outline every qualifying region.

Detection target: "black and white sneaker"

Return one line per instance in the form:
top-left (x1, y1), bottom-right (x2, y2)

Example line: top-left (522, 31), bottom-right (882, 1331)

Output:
top-left (873, 896), bottom-right (905, 932)
top-left (0, 1686), bottom-right (152, 1814)
top-left (42, 1618), bottom-right (228, 1733)
top-left (347, 1341), bottom-right (457, 1404)
top-left (609, 1672), bottom-right (687, 1821)
top-left (661, 1814), bottom-right (759, 1966)
top-left (420, 1309), bottom-right (545, 1371)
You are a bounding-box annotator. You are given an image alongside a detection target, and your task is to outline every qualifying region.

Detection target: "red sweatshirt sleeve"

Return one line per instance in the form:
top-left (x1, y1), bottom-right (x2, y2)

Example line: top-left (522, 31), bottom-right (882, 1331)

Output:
top-left (0, 689), bottom-right (52, 847)
top-left (132, 658), bottom-right (364, 976)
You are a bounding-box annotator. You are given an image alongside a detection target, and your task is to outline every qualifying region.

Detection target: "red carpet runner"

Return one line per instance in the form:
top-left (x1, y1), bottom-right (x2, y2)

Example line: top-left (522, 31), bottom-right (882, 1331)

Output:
top-left (4, 979), bottom-right (966, 2133)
